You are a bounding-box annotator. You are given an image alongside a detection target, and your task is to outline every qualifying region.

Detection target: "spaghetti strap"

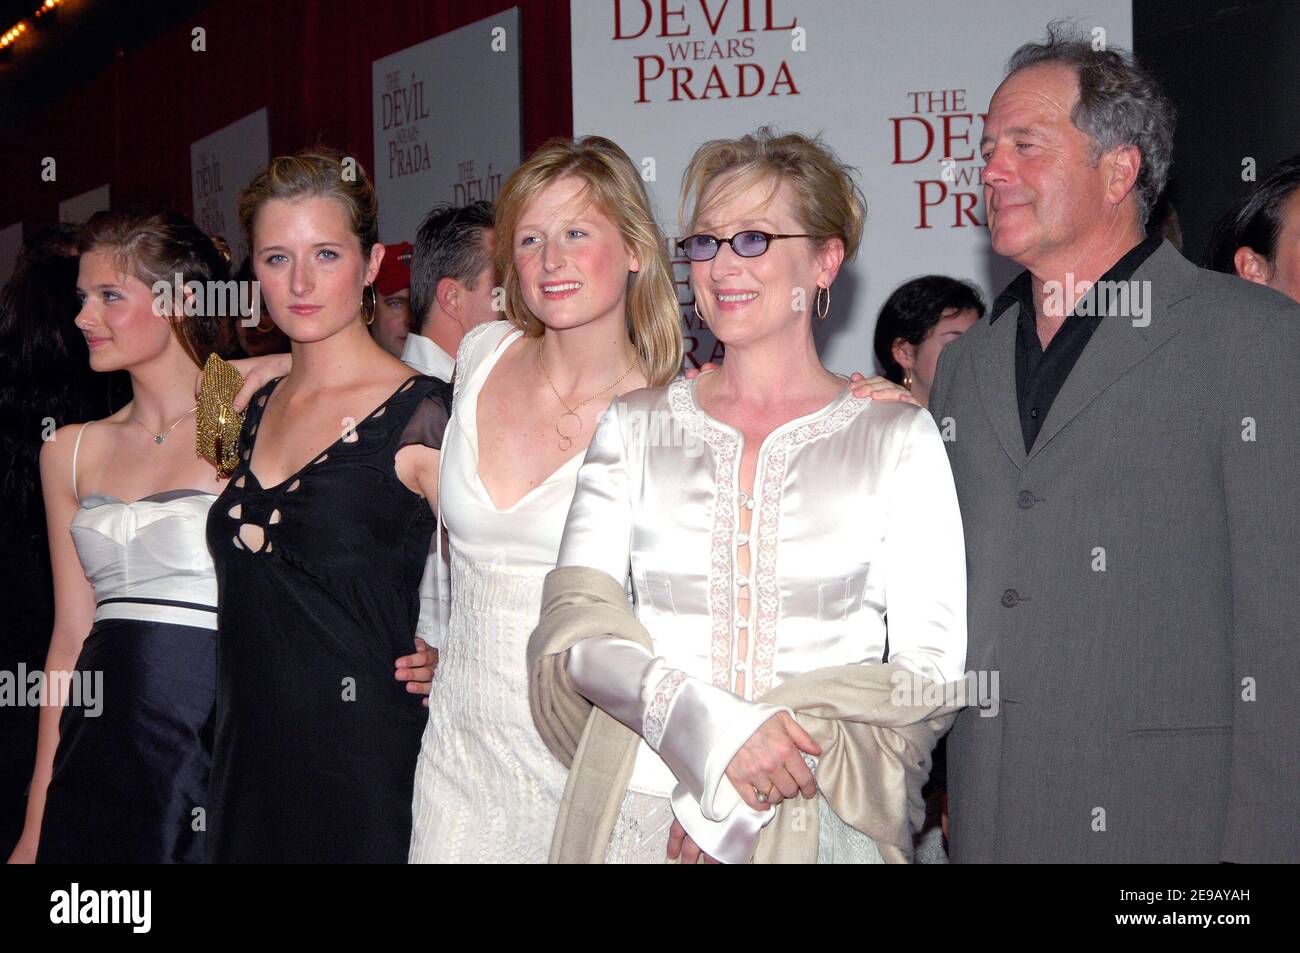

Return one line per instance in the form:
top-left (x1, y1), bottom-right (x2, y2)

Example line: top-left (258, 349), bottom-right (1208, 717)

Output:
top-left (71, 421), bottom-right (92, 504)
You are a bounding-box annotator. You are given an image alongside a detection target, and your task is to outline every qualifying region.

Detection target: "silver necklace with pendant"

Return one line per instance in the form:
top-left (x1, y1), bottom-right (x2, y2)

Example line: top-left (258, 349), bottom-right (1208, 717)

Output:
top-left (132, 405), bottom-right (197, 445)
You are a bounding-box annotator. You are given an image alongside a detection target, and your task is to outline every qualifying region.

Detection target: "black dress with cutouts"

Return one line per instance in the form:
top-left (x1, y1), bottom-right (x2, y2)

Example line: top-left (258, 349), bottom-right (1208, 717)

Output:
top-left (205, 373), bottom-right (450, 863)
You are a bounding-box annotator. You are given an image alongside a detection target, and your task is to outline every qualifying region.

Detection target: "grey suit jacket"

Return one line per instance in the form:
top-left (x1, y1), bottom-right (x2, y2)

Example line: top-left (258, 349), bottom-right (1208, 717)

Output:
top-left (929, 241), bottom-right (1300, 862)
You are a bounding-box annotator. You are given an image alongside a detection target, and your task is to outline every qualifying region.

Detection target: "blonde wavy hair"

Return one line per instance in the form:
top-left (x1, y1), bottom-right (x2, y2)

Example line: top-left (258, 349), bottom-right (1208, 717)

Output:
top-left (680, 127), bottom-right (866, 264)
top-left (494, 136), bottom-right (683, 386)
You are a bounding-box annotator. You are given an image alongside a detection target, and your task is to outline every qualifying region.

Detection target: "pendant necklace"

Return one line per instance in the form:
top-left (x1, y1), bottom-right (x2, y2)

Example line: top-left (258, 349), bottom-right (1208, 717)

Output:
top-left (132, 404), bottom-right (197, 445)
top-left (538, 346), bottom-right (637, 451)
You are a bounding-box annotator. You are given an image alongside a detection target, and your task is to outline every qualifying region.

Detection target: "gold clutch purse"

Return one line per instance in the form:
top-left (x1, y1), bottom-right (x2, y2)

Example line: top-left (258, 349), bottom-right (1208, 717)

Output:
top-left (196, 354), bottom-right (246, 479)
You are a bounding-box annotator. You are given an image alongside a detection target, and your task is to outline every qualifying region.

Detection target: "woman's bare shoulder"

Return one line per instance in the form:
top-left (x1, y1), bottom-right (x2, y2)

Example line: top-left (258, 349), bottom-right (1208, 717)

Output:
top-left (39, 405), bottom-right (131, 470)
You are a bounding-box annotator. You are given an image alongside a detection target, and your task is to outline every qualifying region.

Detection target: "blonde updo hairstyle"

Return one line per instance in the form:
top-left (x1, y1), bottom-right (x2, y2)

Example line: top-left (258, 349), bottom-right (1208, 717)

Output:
top-left (493, 136), bottom-right (683, 387)
top-left (238, 148), bottom-right (381, 323)
top-left (681, 127), bottom-right (866, 267)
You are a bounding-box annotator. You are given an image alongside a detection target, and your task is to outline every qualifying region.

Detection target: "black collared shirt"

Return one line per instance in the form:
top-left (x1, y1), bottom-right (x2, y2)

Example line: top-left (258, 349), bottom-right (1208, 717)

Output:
top-left (991, 234), bottom-right (1163, 451)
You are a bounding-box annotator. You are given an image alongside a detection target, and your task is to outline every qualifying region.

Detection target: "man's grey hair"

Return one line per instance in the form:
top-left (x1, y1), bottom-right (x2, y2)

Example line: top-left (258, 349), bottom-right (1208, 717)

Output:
top-left (1006, 20), bottom-right (1175, 225)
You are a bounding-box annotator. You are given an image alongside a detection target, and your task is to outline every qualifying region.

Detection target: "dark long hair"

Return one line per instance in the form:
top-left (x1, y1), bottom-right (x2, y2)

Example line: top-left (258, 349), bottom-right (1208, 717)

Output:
top-left (0, 225), bottom-right (120, 535)
top-left (873, 275), bottom-right (986, 384)
top-left (1205, 155), bottom-right (1300, 275)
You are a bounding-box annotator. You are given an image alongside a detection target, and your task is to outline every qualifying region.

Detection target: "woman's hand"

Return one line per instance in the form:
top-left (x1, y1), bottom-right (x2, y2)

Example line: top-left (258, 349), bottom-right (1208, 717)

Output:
top-left (394, 637), bottom-right (438, 707)
top-left (667, 818), bottom-right (720, 864)
top-left (726, 711), bottom-right (821, 811)
top-left (847, 372), bottom-right (920, 405)
top-left (683, 362), bottom-right (719, 380)
top-left (194, 353), bottom-right (293, 412)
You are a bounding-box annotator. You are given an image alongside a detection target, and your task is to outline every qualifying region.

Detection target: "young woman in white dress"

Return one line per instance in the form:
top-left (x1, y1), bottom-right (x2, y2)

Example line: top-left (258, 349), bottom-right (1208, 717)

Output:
top-left (407, 136), bottom-right (683, 863)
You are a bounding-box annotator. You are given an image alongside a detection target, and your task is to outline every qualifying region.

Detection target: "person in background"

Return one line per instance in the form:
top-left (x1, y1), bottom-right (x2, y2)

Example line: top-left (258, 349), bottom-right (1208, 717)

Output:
top-left (369, 241), bottom-right (415, 358)
top-left (872, 278), bottom-right (985, 862)
top-left (402, 203), bottom-right (498, 663)
top-left (404, 201), bottom-right (498, 383)
top-left (873, 275), bottom-right (985, 409)
top-left (1205, 154), bottom-right (1300, 304)
top-left (1148, 193), bottom-right (1183, 251)
top-left (0, 224), bottom-right (117, 859)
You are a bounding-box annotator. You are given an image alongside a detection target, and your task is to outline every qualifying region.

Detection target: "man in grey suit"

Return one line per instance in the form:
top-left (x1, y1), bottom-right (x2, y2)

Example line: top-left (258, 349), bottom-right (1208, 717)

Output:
top-left (930, 25), bottom-right (1300, 862)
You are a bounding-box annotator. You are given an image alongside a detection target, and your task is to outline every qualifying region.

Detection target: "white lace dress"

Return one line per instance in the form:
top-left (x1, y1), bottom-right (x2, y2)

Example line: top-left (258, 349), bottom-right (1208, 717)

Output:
top-left (408, 321), bottom-right (578, 863)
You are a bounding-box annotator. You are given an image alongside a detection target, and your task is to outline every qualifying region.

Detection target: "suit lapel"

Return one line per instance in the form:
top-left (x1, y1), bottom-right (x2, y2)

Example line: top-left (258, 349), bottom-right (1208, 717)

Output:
top-left (1027, 242), bottom-right (1195, 463)
top-left (972, 303), bottom-right (1028, 470)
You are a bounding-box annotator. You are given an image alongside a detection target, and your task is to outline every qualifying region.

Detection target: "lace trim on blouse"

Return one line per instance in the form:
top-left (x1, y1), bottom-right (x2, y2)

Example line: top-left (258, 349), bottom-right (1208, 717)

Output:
top-left (667, 379), bottom-right (870, 697)
top-left (643, 668), bottom-right (688, 750)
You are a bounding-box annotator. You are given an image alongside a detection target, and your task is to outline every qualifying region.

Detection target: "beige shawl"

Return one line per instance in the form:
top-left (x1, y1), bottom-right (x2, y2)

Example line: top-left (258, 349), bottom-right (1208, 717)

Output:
top-left (527, 566), bottom-right (966, 864)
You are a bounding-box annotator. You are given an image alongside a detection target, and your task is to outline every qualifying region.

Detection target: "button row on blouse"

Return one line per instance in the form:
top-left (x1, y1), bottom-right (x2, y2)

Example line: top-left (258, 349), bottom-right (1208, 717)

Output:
top-left (734, 492), bottom-right (755, 685)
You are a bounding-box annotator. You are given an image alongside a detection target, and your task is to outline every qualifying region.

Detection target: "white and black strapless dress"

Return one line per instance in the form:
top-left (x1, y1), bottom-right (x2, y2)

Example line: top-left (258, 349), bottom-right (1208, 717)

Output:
top-left (37, 476), bottom-right (219, 864)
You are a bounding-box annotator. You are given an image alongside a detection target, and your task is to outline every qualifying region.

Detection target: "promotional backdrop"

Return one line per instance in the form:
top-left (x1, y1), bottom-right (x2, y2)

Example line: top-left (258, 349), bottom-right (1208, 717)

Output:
top-left (571, 0), bottom-right (1132, 372)
top-left (372, 8), bottom-right (523, 243)
top-left (190, 108), bottom-right (272, 266)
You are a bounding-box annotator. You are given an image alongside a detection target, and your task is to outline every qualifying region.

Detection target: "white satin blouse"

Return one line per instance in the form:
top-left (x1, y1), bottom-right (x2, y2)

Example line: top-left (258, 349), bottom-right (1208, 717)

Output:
top-left (555, 376), bottom-right (968, 859)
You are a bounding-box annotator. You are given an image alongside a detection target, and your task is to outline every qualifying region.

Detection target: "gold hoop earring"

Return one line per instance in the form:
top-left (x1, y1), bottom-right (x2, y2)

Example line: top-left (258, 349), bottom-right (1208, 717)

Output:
top-left (815, 285), bottom-right (830, 320)
top-left (693, 296), bottom-right (707, 326)
top-left (902, 368), bottom-right (913, 391)
top-left (363, 285), bottom-right (377, 326)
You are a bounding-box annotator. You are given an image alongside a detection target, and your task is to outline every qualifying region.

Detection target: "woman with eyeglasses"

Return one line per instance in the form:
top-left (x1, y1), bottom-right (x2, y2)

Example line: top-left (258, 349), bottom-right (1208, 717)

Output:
top-left (528, 128), bottom-right (968, 863)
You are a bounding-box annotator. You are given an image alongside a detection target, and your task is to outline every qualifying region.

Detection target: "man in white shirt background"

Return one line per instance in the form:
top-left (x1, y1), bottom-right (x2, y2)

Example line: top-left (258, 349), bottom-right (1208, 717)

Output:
top-left (401, 200), bottom-right (499, 673)
top-left (402, 201), bottom-right (499, 383)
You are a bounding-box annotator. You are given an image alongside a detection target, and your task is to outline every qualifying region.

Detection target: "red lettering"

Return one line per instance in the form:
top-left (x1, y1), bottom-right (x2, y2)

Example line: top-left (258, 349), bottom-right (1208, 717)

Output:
top-left (916, 180), bottom-right (947, 229)
top-left (765, 0), bottom-right (796, 30)
top-left (954, 191), bottom-right (984, 227)
top-left (670, 66), bottom-right (697, 101)
top-left (636, 55), bottom-right (665, 103)
top-left (659, 0), bottom-right (690, 37)
top-left (699, 0), bottom-right (730, 35)
top-left (941, 114), bottom-right (975, 162)
top-left (615, 0), bottom-right (653, 39)
top-left (767, 60), bottom-right (797, 96)
top-left (892, 117), bottom-right (934, 164)
top-left (702, 65), bottom-right (729, 98)
top-left (683, 334), bottom-right (700, 367)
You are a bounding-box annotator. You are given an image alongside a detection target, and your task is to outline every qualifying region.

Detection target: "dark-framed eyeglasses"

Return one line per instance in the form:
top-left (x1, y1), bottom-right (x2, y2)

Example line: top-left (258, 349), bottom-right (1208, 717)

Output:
top-left (676, 230), bottom-right (815, 262)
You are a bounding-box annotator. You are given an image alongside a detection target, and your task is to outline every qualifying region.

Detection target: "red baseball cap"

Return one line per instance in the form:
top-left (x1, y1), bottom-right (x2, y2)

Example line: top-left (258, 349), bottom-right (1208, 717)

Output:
top-left (374, 242), bottom-right (413, 295)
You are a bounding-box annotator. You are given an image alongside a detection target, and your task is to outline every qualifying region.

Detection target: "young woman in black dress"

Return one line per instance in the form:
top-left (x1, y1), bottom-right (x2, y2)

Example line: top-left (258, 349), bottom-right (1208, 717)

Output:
top-left (206, 151), bottom-right (451, 862)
